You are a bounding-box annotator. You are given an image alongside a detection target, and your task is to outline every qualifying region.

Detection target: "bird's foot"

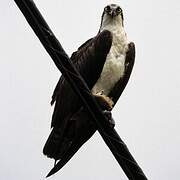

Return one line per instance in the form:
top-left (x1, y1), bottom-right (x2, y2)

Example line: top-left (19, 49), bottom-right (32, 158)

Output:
top-left (93, 91), bottom-right (114, 111)
top-left (103, 110), bottom-right (115, 128)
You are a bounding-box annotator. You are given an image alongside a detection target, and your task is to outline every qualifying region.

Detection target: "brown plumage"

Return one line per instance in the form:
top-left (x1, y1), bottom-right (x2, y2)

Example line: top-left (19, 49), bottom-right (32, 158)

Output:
top-left (43, 29), bottom-right (135, 177)
top-left (43, 30), bottom-right (113, 159)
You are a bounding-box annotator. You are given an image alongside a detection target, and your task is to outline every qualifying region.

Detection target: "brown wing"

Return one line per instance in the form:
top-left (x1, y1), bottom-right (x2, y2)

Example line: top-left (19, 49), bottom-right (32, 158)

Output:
top-left (43, 30), bottom-right (112, 158)
top-left (51, 30), bottom-right (112, 127)
top-left (44, 39), bottom-right (135, 178)
top-left (109, 42), bottom-right (135, 105)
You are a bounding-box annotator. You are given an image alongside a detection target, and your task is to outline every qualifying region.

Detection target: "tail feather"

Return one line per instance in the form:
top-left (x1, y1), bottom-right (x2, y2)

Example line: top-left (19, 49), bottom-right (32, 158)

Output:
top-left (43, 128), bottom-right (71, 160)
top-left (46, 141), bottom-right (83, 178)
top-left (43, 108), bottom-right (96, 177)
top-left (46, 125), bottom-right (96, 177)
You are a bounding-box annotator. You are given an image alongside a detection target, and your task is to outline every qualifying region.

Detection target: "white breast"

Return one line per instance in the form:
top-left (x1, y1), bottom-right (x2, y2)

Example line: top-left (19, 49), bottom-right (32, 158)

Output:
top-left (92, 23), bottom-right (129, 96)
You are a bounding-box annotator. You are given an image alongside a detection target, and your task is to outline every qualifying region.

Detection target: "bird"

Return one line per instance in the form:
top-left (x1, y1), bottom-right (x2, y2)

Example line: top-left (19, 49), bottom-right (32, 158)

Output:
top-left (43, 4), bottom-right (135, 177)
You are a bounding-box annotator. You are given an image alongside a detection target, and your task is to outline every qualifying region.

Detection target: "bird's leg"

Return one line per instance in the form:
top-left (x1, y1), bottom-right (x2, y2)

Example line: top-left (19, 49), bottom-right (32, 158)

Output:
top-left (93, 91), bottom-right (114, 110)
top-left (93, 91), bottom-right (115, 128)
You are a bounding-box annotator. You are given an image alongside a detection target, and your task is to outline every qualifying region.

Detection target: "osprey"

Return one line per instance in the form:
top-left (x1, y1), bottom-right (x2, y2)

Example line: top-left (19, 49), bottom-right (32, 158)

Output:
top-left (43, 4), bottom-right (135, 177)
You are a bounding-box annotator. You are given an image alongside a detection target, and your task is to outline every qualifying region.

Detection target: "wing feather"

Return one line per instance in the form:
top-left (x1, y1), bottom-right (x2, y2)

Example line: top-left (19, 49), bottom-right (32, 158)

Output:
top-left (51, 30), bottom-right (112, 127)
top-left (43, 30), bottom-right (112, 158)
top-left (109, 42), bottom-right (135, 105)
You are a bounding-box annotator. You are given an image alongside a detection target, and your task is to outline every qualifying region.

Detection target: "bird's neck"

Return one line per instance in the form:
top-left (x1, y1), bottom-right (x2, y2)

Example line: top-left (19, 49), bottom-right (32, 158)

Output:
top-left (100, 15), bottom-right (124, 33)
top-left (99, 14), bottom-right (128, 55)
top-left (99, 15), bottom-right (127, 48)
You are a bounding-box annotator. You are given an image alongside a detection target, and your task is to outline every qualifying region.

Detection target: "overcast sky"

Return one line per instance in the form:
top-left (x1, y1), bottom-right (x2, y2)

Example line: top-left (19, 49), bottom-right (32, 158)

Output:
top-left (1, 0), bottom-right (180, 179)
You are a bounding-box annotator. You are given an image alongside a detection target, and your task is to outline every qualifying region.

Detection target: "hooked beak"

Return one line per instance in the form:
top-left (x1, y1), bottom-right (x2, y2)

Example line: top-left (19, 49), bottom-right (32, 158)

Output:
top-left (109, 10), bottom-right (116, 17)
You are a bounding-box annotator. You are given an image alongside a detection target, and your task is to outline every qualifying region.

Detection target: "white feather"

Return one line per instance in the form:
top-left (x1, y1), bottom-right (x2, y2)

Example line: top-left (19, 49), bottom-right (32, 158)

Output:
top-left (92, 14), bottom-right (129, 95)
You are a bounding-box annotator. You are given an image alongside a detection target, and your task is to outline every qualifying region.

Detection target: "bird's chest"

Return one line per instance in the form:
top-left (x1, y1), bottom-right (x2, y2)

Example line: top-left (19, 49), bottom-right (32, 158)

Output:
top-left (92, 31), bottom-right (128, 95)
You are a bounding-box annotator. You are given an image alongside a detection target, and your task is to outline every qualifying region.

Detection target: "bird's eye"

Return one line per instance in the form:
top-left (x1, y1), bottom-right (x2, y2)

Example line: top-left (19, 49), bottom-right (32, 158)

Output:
top-left (116, 7), bottom-right (122, 13)
top-left (105, 6), bottom-right (111, 12)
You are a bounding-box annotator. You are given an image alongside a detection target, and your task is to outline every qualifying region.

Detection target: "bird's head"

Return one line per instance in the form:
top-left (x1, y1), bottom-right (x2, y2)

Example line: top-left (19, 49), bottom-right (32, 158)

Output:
top-left (104, 4), bottom-right (123, 18)
top-left (100, 4), bottom-right (124, 31)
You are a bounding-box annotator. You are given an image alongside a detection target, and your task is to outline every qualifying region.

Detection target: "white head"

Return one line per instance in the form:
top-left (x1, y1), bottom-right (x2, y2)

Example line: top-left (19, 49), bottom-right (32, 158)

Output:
top-left (100, 4), bottom-right (124, 31)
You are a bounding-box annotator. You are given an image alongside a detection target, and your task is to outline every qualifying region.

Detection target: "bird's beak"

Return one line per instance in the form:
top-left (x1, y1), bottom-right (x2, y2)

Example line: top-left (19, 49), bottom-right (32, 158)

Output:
top-left (109, 10), bottom-right (116, 17)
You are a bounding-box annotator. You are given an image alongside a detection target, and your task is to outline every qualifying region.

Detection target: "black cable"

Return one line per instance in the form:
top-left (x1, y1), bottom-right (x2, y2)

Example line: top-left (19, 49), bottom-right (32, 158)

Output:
top-left (14, 0), bottom-right (148, 179)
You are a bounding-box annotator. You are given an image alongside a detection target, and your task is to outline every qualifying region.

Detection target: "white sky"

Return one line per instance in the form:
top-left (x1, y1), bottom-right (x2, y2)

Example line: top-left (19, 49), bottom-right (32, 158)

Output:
top-left (0, 0), bottom-right (180, 179)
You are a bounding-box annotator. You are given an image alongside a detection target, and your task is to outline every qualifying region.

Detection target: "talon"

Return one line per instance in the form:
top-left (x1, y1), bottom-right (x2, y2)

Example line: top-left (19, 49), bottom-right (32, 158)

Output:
top-left (93, 93), bottom-right (114, 110)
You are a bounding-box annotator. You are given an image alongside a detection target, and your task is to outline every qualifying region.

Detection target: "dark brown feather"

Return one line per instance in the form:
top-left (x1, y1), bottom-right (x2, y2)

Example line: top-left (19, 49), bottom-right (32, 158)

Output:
top-left (108, 42), bottom-right (135, 105)
top-left (44, 39), bottom-right (135, 177)
top-left (43, 30), bottom-right (113, 159)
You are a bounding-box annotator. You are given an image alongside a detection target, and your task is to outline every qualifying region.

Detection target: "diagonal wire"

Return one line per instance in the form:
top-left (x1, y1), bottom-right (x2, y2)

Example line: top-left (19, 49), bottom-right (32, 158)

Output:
top-left (13, 0), bottom-right (148, 179)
